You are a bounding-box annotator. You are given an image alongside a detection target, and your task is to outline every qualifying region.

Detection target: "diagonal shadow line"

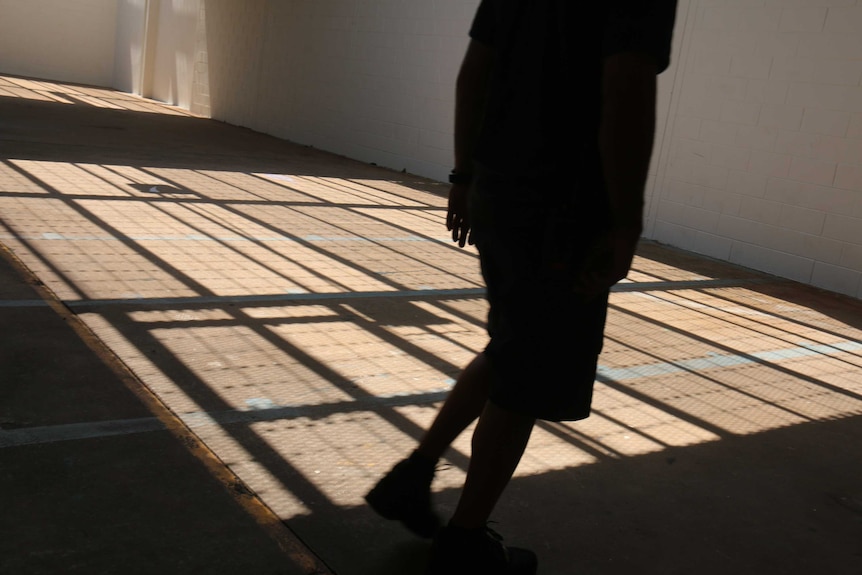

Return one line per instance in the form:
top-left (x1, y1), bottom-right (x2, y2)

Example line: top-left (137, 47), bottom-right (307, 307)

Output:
top-left (190, 168), bottom-right (297, 203)
top-left (248, 171), bottom-right (448, 210)
top-left (300, 175), bottom-right (430, 208)
top-left (629, 243), bottom-right (862, 332)
top-left (250, 169), bottom-right (483, 264)
top-left (99, 162), bottom-right (442, 212)
top-left (132, 166), bottom-right (439, 295)
top-left (246, 172), bottom-right (357, 206)
top-left (342, 199), bottom-right (483, 262)
top-left (246, 171), bottom-right (444, 210)
top-left (344, 178), bottom-right (446, 208)
top-left (139, 194), bottom-right (355, 294)
top-left (134, 166), bottom-right (484, 293)
top-left (594, 371), bottom-right (731, 440)
top-left (96, 307), bottom-right (341, 512)
top-left (4, 159), bottom-right (466, 511)
top-left (655, 286), bottom-right (862, 371)
top-left (333, 303), bottom-right (469, 381)
top-left (16, 92), bottom-right (848, 520)
top-left (75, 162), bottom-right (202, 201)
top-left (536, 419), bottom-right (625, 461)
top-left (588, 407), bottom-right (674, 448)
top-left (198, 169), bottom-right (356, 205)
top-left (11, 146), bottom-right (499, 486)
top-left (68, 292), bottom-right (488, 380)
top-left (254, 196), bottom-right (479, 287)
top-left (608, 302), bottom-right (862, 404)
top-left (424, 298), bottom-right (488, 331)
top-left (105, 301), bottom-right (479, 506)
top-left (106, 163), bottom-right (452, 296)
top-left (389, 314), bottom-right (485, 362)
top-left (602, 329), bottom-right (829, 425)
top-left (0, 194), bottom-right (89, 302)
top-left (179, 390), bottom-right (454, 426)
top-left (332, 204), bottom-right (486, 278)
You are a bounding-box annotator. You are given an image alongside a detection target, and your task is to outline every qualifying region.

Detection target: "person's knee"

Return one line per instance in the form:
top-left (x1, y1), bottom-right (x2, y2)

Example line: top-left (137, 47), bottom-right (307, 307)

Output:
top-left (483, 399), bottom-right (536, 429)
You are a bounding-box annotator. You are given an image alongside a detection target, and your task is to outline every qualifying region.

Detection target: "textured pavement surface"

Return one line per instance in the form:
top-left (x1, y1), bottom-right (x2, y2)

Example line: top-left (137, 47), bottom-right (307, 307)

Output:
top-left (2, 75), bottom-right (862, 575)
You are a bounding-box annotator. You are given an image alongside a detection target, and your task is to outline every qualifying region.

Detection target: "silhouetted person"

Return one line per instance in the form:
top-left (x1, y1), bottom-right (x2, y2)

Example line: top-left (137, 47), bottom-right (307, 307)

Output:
top-left (366, 1), bottom-right (677, 573)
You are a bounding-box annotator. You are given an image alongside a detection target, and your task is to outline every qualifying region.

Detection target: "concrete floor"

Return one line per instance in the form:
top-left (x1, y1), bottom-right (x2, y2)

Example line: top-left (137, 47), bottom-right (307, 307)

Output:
top-left (1, 74), bottom-right (861, 575)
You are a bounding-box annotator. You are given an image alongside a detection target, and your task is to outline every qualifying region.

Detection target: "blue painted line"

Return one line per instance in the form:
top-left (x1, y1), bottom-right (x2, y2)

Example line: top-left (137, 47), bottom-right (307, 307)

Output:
top-left (597, 340), bottom-right (862, 383)
top-left (3, 336), bottom-right (860, 450)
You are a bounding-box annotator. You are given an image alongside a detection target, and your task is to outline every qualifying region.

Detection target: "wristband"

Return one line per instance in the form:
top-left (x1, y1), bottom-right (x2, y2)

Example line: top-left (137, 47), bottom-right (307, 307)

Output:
top-left (448, 171), bottom-right (473, 185)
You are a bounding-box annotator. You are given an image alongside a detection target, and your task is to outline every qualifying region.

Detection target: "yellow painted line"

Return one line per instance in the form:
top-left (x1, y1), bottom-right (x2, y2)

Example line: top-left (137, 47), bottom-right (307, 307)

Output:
top-left (0, 243), bottom-right (333, 575)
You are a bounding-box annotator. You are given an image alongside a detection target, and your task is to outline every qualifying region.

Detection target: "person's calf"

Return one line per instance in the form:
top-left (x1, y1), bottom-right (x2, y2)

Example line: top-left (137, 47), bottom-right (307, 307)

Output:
top-left (450, 400), bottom-right (535, 528)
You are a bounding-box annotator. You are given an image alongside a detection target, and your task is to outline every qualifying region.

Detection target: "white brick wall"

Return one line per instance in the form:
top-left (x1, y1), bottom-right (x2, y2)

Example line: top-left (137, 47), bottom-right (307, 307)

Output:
top-left (651, 0), bottom-right (862, 298)
top-left (192, 0), bottom-right (477, 179)
top-left (113, 0), bottom-right (147, 95)
top-left (5, 0), bottom-right (860, 298)
top-left (0, 0), bottom-right (119, 86)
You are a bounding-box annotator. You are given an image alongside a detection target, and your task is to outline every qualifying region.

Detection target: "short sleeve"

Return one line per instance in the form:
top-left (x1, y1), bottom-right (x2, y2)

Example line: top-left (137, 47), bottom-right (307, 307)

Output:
top-left (602, 0), bottom-right (678, 73)
top-left (469, 0), bottom-right (497, 47)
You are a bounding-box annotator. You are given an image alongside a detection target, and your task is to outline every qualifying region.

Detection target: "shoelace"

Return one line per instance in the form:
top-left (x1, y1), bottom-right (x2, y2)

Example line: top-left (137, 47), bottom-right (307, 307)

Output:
top-left (475, 522), bottom-right (514, 563)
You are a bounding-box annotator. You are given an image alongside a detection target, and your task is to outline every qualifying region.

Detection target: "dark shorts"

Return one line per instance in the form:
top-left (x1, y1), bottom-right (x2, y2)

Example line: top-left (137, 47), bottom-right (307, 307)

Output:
top-left (470, 168), bottom-right (611, 422)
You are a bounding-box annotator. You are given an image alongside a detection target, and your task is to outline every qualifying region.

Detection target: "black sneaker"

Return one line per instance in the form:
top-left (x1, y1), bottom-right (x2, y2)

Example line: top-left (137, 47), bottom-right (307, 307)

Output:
top-left (426, 525), bottom-right (537, 575)
top-left (364, 453), bottom-right (440, 538)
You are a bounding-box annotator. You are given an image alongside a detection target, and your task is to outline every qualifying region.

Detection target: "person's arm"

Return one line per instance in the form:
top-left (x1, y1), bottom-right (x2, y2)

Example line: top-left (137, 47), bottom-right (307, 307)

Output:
top-left (575, 52), bottom-right (658, 296)
top-left (600, 52), bottom-right (656, 235)
top-left (447, 39), bottom-right (494, 247)
top-left (582, 52), bottom-right (657, 291)
top-left (576, 0), bottom-right (675, 293)
top-left (453, 40), bottom-right (493, 176)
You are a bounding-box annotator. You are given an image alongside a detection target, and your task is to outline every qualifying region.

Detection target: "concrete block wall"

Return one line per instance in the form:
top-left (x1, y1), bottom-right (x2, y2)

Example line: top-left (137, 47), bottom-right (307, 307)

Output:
top-left (0, 0), bottom-right (119, 87)
top-left (650, 0), bottom-right (862, 298)
top-left (2, 0), bottom-right (860, 298)
top-left (147, 0), bottom-right (205, 112)
top-left (113, 0), bottom-right (147, 95)
top-left (199, 0), bottom-right (475, 178)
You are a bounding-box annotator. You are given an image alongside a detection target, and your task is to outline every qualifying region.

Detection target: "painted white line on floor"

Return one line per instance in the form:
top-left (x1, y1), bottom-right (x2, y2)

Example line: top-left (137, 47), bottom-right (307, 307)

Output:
top-left (0, 417), bottom-right (165, 448)
top-left (2, 340), bottom-right (859, 450)
top-left (0, 278), bottom-right (768, 309)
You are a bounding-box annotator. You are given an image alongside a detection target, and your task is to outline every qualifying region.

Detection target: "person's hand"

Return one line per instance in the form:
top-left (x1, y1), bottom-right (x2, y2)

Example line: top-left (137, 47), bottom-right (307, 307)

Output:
top-left (446, 183), bottom-right (473, 247)
top-left (573, 225), bottom-right (641, 297)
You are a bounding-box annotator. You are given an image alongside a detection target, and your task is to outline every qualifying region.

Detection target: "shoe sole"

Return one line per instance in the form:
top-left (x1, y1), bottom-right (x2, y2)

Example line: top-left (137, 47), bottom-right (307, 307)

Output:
top-left (364, 490), bottom-right (439, 538)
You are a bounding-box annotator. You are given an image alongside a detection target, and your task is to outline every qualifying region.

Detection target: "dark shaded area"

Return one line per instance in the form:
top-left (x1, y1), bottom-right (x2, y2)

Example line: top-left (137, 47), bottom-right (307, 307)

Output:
top-left (0, 253), bottom-right (318, 575)
top-left (3, 81), bottom-right (861, 575)
top-left (0, 93), bottom-right (442, 194)
top-left (295, 413), bottom-right (862, 575)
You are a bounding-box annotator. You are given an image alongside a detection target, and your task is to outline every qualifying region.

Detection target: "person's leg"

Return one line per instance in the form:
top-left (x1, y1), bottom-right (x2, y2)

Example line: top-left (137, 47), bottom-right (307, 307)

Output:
top-left (425, 400), bottom-right (537, 575)
top-left (364, 351), bottom-right (492, 537)
top-left (450, 400), bottom-right (535, 528)
top-left (414, 351), bottom-right (492, 463)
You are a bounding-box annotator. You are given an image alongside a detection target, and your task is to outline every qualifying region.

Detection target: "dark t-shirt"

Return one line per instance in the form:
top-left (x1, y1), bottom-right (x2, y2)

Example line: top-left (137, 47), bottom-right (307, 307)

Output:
top-left (469, 0), bottom-right (677, 198)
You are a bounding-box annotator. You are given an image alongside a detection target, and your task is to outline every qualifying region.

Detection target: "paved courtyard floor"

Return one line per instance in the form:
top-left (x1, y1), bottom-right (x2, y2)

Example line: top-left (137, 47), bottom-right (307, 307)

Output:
top-left (2, 75), bottom-right (861, 575)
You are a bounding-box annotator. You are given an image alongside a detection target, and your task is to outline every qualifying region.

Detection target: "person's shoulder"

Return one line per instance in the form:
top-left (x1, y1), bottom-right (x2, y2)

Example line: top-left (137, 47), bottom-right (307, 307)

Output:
top-left (469, 0), bottom-right (496, 45)
top-left (602, 0), bottom-right (677, 74)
